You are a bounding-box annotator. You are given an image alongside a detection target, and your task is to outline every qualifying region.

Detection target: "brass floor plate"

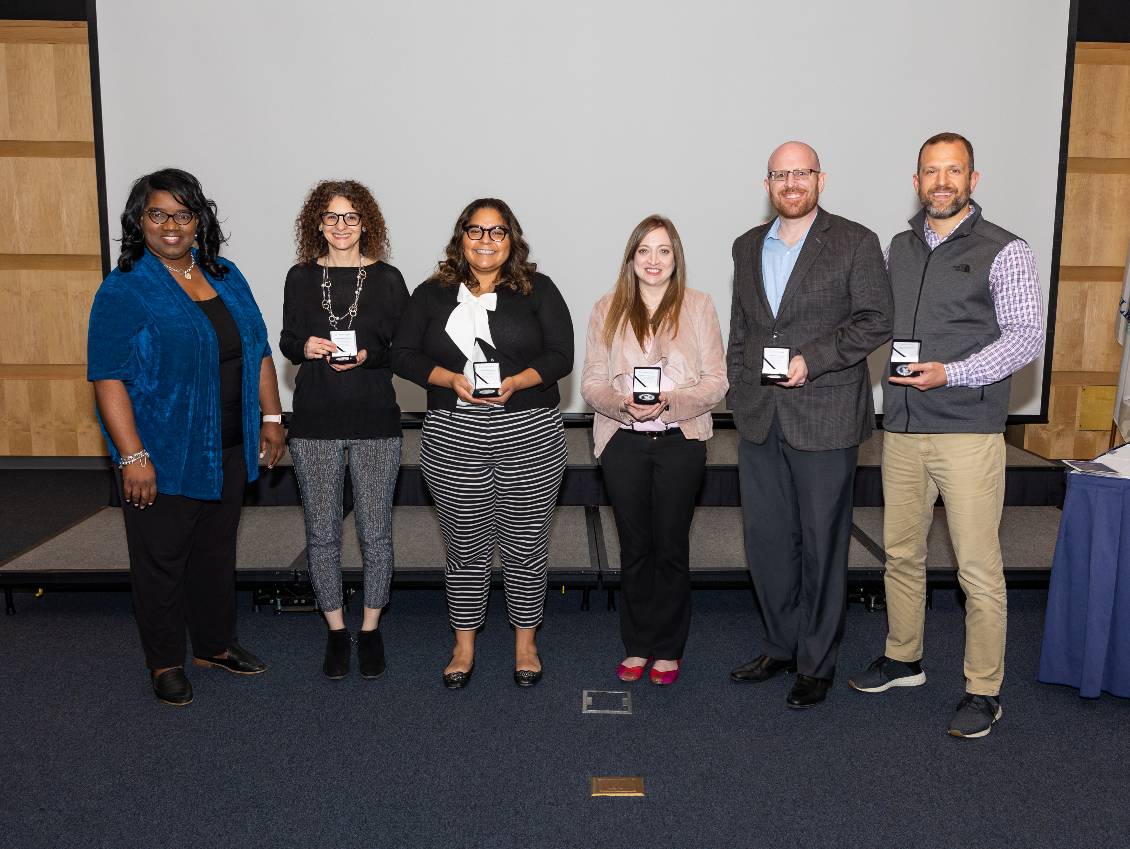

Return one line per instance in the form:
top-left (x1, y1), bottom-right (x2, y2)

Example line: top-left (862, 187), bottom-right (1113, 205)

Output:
top-left (591, 776), bottom-right (645, 797)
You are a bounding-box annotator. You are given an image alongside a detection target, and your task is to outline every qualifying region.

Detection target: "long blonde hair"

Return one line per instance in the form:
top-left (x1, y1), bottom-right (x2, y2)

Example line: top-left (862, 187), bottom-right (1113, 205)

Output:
top-left (602, 215), bottom-right (687, 348)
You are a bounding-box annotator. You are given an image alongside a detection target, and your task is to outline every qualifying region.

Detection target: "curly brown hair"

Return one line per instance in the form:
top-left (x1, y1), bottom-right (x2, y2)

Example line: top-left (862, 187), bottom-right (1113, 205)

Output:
top-left (433, 198), bottom-right (536, 295)
top-left (294, 179), bottom-right (390, 264)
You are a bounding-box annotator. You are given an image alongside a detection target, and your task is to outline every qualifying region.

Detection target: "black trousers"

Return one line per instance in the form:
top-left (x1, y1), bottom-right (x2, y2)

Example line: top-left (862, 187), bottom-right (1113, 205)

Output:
top-left (601, 429), bottom-right (706, 659)
top-left (737, 416), bottom-right (857, 680)
top-left (119, 446), bottom-right (246, 669)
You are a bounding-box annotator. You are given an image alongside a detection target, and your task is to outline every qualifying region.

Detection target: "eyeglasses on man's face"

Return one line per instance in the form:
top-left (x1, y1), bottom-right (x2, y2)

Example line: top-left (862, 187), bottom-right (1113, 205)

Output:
top-left (145, 208), bottom-right (196, 226)
top-left (767, 168), bottom-right (820, 182)
top-left (321, 211), bottom-right (361, 227)
top-left (463, 225), bottom-right (510, 242)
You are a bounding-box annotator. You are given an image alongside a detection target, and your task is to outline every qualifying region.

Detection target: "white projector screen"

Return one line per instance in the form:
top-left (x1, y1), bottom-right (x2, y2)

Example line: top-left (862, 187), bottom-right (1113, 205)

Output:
top-left (95, 0), bottom-right (1069, 416)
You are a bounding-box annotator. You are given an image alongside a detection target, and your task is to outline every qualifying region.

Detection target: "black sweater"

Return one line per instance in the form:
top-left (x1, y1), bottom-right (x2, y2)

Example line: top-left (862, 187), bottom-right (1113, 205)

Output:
top-left (392, 272), bottom-right (573, 411)
top-left (279, 261), bottom-right (409, 439)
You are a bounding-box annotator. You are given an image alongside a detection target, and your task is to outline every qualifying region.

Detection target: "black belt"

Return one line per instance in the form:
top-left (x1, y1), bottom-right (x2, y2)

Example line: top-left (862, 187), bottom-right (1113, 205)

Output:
top-left (622, 427), bottom-right (682, 438)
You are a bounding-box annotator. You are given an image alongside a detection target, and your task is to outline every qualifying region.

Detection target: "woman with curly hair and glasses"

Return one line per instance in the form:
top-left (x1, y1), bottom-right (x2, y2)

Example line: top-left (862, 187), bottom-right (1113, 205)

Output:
top-left (279, 179), bottom-right (409, 680)
top-left (393, 198), bottom-right (573, 689)
top-left (87, 168), bottom-right (285, 706)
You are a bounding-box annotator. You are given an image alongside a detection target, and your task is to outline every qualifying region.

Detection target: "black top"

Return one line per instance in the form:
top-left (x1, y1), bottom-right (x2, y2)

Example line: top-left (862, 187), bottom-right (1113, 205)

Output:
top-left (279, 261), bottom-right (410, 439)
top-left (392, 272), bottom-right (573, 411)
top-left (195, 296), bottom-right (244, 449)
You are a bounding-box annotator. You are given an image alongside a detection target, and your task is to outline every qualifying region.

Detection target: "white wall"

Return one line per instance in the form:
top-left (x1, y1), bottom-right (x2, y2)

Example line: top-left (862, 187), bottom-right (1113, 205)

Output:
top-left (96, 0), bottom-right (1069, 414)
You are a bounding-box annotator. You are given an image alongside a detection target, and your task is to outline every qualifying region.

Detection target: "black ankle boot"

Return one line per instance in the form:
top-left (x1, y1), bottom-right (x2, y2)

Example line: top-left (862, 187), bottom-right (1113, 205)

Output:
top-left (357, 629), bottom-right (386, 679)
top-left (323, 628), bottom-right (352, 679)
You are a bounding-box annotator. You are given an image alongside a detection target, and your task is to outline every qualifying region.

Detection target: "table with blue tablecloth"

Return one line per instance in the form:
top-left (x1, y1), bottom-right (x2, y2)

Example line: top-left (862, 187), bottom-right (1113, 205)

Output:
top-left (1038, 472), bottom-right (1130, 698)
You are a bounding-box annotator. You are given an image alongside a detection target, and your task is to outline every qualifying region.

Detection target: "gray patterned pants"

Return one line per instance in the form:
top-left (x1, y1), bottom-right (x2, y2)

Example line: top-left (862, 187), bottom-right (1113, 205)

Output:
top-left (290, 437), bottom-right (401, 611)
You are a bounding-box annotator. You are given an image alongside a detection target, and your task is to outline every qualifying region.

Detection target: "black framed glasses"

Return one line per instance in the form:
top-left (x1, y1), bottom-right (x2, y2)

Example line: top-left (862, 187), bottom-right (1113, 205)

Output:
top-left (145, 208), bottom-right (196, 225)
top-left (463, 225), bottom-right (510, 242)
top-left (321, 211), bottom-right (361, 227)
top-left (767, 168), bottom-right (820, 182)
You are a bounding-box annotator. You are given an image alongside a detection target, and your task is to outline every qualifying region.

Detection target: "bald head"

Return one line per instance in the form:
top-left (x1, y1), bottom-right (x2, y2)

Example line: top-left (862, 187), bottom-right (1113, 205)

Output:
top-left (767, 141), bottom-right (821, 173)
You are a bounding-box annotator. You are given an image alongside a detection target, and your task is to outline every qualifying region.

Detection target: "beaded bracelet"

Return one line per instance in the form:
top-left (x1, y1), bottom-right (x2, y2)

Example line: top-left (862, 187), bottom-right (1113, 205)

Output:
top-left (118, 449), bottom-right (150, 469)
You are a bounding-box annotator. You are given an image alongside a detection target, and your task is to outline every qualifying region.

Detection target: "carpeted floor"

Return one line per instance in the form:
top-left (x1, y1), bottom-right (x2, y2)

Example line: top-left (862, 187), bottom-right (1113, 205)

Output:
top-left (0, 469), bottom-right (113, 562)
top-left (1, 585), bottom-right (1127, 849)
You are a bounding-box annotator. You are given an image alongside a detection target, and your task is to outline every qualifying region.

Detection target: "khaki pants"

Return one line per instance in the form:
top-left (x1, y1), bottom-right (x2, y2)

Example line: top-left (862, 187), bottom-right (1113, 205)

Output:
top-left (881, 432), bottom-right (1007, 695)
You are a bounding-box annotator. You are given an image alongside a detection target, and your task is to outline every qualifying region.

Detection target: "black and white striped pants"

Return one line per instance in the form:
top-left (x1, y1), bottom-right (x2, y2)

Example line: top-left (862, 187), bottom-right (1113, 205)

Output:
top-left (420, 406), bottom-right (567, 630)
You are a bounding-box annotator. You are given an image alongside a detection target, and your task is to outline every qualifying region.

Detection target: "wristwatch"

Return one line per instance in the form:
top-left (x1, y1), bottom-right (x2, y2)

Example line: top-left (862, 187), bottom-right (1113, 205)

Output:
top-left (262, 414), bottom-right (283, 424)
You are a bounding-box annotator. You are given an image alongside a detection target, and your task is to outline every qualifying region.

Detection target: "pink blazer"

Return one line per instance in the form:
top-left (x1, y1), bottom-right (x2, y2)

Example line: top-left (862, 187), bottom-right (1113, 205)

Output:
top-left (581, 287), bottom-right (729, 458)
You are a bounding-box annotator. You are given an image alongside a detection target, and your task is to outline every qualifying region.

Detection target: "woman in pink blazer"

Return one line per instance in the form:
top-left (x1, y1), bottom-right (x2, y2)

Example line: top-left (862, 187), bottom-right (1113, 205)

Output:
top-left (581, 215), bottom-right (728, 685)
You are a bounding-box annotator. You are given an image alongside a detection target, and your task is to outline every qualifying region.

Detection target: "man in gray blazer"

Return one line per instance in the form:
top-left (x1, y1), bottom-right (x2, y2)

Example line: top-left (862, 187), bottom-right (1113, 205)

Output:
top-left (727, 141), bottom-right (892, 707)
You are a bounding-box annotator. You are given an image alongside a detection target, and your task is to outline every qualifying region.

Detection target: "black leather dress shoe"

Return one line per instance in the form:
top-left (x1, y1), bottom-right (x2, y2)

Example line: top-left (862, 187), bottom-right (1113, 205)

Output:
top-left (152, 668), bottom-right (193, 706)
top-left (787, 674), bottom-right (831, 708)
top-left (514, 667), bottom-right (542, 688)
top-left (730, 654), bottom-right (797, 683)
top-left (443, 666), bottom-right (473, 689)
top-left (192, 643), bottom-right (267, 675)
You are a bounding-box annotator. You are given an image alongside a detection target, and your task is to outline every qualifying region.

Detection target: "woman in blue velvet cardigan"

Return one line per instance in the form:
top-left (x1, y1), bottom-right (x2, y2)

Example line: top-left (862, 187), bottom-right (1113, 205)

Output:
top-left (87, 168), bottom-right (286, 707)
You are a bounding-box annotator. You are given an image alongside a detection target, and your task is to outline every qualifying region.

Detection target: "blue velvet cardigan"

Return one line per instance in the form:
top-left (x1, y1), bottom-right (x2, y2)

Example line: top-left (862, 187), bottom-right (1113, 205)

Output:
top-left (87, 250), bottom-right (271, 500)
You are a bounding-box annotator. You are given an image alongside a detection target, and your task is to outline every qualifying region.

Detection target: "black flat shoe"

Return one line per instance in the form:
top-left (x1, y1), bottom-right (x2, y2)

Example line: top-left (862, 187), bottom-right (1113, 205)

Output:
top-left (357, 629), bottom-right (386, 679)
top-left (787, 674), bottom-right (831, 708)
top-left (192, 643), bottom-right (267, 675)
top-left (323, 628), bottom-right (352, 680)
top-left (514, 667), bottom-right (543, 688)
top-left (443, 666), bottom-right (473, 689)
top-left (730, 654), bottom-right (797, 683)
top-left (152, 667), bottom-right (193, 706)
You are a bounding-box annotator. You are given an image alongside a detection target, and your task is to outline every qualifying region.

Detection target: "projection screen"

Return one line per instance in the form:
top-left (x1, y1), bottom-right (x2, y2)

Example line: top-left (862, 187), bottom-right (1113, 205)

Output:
top-left (95, 0), bottom-right (1070, 416)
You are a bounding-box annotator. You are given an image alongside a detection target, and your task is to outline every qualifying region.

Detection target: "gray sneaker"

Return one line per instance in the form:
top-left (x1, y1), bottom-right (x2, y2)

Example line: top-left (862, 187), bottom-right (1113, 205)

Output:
top-left (948, 693), bottom-right (1002, 738)
top-left (848, 655), bottom-right (926, 693)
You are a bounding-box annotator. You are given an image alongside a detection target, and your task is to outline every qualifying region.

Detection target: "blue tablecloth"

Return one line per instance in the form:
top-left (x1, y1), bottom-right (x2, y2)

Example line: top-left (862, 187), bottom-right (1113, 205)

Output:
top-left (1038, 473), bottom-right (1130, 698)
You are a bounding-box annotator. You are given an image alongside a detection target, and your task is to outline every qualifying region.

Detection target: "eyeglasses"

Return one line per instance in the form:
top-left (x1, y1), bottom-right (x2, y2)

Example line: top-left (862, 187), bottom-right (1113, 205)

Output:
top-left (767, 168), bottom-right (820, 182)
top-left (321, 211), bottom-right (361, 227)
top-left (463, 225), bottom-right (510, 242)
top-left (145, 208), bottom-right (196, 225)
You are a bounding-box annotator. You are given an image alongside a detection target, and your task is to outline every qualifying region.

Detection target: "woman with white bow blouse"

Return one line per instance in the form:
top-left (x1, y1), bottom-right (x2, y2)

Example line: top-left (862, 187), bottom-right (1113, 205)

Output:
top-left (392, 198), bottom-right (573, 689)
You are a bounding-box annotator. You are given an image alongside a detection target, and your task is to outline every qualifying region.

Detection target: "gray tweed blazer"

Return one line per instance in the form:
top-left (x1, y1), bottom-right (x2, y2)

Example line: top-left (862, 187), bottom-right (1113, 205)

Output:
top-left (725, 207), bottom-right (893, 451)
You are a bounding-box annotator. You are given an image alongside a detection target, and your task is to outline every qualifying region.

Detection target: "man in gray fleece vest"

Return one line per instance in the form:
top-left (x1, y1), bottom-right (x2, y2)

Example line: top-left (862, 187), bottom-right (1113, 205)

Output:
top-left (847, 133), bottom-right (1043, 739)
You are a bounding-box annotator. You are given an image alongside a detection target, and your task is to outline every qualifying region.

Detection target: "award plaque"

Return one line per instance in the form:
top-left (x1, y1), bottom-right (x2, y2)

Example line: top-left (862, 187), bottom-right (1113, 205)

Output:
top-left (890, 339), bottom-right (922, 378)
top-left (329, 330), bottom-right (358, 364)
top-left (472, 361), bottom-right (502, 398)
top-left (761, 346), bottom-right (791, 384)
top-left (632, 366), bottom-right (662, 404)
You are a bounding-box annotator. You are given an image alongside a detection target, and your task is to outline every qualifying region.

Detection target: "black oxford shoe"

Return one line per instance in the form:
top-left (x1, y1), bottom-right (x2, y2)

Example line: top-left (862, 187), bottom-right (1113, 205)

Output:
top-left (730, 654), bottom-right (797, 683)
top-left (152, 667), bottom-right (193, 706)
top-left (786, 674), bottom-right (831, 708)
top-left (192, 643), bottom-right (267, 675)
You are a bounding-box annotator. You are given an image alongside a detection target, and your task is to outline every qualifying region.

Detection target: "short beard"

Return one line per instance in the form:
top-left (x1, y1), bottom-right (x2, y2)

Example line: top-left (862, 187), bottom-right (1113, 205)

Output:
top-left (771, 189), bottom-right (818, 220)
top-left (921, 189), bottom-right (969, 219)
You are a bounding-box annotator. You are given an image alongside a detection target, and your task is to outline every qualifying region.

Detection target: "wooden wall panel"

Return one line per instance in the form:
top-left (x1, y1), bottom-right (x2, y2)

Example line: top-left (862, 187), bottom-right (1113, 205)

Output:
top-left (0, 21), bottom-right (104, 456)
top-left (0, 43), bottom-right (93, 142)
top-left (0, 157), bottom-right (100, 254)
top-left (1068, 63), bottom-right (1130, 159)
top-left (1049, 278), bottom-right (1124, 372)
top-left (0, 270), bottom-right (100, 363)
top-left (0, 378), bottom-right (102, 455)
top-left (1059, 172), bottom-right (1130, 268)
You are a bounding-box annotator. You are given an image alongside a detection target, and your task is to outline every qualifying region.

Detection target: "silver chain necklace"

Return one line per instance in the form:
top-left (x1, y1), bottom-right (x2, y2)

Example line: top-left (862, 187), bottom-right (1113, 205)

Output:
top-left (320, 259), bottom-right (366, 330)
top-left (163, 255), bottom-right (196, 280)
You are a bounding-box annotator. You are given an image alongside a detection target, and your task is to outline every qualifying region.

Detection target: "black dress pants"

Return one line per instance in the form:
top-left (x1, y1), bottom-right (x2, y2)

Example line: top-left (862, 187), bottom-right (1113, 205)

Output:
top-left (120, 446), bottom-right (246, 669)
top-left (737, 415), bottom-right (857, 680)
top-left (601, 428), bottom-right (706, 659)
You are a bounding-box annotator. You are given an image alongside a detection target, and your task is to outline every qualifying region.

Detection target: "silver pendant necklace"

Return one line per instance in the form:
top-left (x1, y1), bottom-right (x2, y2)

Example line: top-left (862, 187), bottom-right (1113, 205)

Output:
top-left (321, 259), bottom-right (366, 330)
top-left (163, 255), bottom-right (196, 280)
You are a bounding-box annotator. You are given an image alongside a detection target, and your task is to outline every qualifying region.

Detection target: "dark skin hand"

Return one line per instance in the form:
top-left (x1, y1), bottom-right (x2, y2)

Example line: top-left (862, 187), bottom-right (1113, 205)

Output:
top-left (426, 366), bottom-right (543, 405)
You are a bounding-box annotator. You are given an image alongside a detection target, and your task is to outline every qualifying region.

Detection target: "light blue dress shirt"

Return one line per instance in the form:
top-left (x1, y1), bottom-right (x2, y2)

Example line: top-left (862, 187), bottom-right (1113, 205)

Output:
top-left (761, 216), bottom-right (812, 317)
